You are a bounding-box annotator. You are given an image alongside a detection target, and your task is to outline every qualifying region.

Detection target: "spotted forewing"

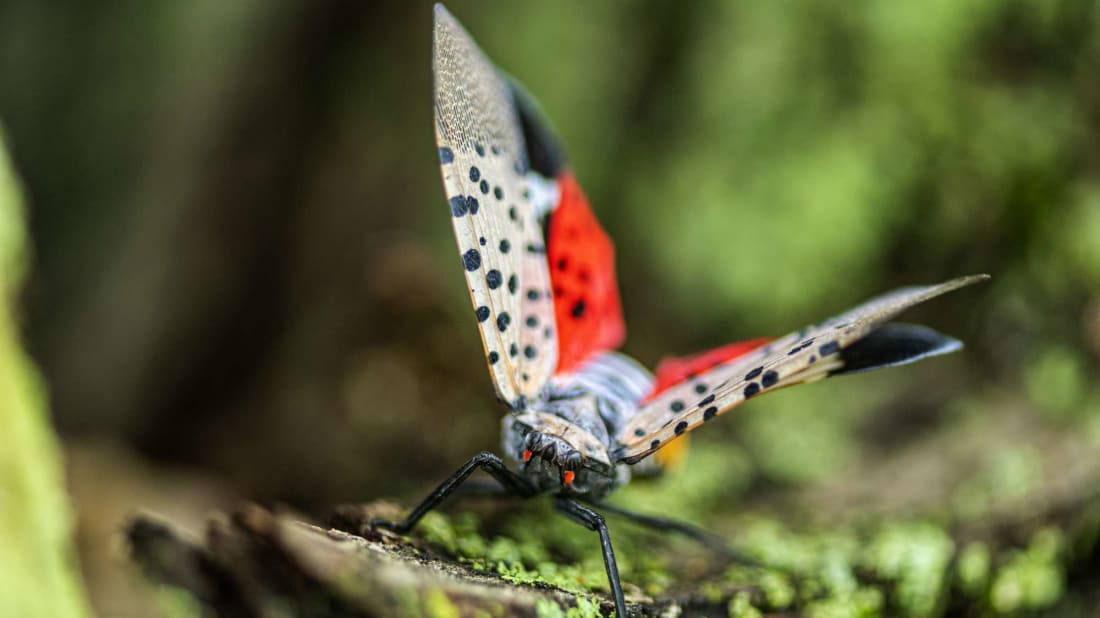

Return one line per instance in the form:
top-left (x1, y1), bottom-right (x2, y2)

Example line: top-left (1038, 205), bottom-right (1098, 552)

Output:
top-left (433, 8), bottom-right (558, 405)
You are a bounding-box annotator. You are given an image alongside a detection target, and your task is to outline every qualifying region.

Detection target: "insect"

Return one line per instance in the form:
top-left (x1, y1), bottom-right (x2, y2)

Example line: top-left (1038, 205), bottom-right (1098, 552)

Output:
top-left (370, 5), bottom-right (989, 615)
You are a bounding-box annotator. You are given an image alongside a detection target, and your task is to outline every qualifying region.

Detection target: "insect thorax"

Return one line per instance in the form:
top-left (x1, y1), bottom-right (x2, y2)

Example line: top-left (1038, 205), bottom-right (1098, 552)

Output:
top-left (500, 353), bottom-right (653, 498)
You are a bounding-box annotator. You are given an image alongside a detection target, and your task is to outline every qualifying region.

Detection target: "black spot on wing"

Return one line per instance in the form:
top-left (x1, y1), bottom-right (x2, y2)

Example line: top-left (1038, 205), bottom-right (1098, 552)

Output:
top-left (438, 147), bottom-right (454, 163)
top-left (497, 312), bottom-right (511, 332)
top-left (463, 249), bottom-right (481, 271)
top-left (762, 371), bottom-right (779, 388)
top-left (486, 269), bottom-right (502, 290)
top-left (475, 306), bottom-right (490, 323)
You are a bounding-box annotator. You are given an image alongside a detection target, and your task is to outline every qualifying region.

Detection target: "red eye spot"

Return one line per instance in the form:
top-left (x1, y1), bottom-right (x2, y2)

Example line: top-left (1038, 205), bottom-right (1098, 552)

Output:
top-left (523, 450), bottom-right (532, 462)
top-left (563, 471), bottom-right (575, 484)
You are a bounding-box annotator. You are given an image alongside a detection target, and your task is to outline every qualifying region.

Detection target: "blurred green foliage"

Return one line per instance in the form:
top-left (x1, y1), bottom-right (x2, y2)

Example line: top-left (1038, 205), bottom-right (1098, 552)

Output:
top-left (0, 0), bottom-right (1098, 615)
top-left (0, 127), bottom-right (90, 617)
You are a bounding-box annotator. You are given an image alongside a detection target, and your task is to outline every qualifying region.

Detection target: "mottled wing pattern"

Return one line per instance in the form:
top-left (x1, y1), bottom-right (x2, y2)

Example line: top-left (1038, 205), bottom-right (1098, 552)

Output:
top-left (434, 7), bottom-right (558, 405)
top-left (615, 275), bottom-right (989, 463)
top-left (547, 173), bottom-right (627, 374)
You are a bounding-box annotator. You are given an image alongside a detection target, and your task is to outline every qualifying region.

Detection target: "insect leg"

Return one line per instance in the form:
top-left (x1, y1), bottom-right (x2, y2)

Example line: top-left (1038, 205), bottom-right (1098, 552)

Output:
top-left (370, 451), bottom-right (537, 534)
top-left (553, 497), bottom-right (627, 618)
top-left (586, 500), bottom-right (759, 566)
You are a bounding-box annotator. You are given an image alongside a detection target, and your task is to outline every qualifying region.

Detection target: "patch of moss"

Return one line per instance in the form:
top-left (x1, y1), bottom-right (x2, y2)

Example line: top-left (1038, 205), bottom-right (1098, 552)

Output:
top-left (989, 528), bottom-right (1064, 613)
top-left (862, 521), bottom-right (953, 616)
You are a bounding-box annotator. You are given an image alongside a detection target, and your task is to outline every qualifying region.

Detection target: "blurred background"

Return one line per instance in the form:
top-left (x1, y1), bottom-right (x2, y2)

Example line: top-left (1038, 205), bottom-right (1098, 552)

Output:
top-left (1, 0), bottom-right (1099, 615)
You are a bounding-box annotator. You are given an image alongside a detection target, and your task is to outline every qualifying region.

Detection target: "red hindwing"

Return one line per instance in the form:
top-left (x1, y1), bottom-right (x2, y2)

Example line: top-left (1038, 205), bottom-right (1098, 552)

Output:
top-left (548, 172), bottom-right (625, 373)
top-left (647, 338), bottom-right (772, 399)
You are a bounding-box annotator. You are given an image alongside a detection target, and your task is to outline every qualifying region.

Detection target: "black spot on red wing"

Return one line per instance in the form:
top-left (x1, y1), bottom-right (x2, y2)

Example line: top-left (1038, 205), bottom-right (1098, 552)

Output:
top-left (556, 257), bottom-right (568, 271)
top-left (486, 270), bottom-right (503, 290)
top-left (469, 166), bottom-right (481, 182)
top-left (500, 239), bottom-right (511, 253)
top-left (634, 428), bottom-right (645, 437)
top-left (698, 394), bottom-right (716, 407)
top-left (694, 383), bottom-right (707, 394)
top-left (439, 147), bottom-right (454, 163)
top-left (488, 351), bottom-right (499, 364)
top-left (476, 306), bottom-right (490, 322)
top-left (670, 400), bottom-right (685, 412)
top-left (674, 421), bottom-right (688, 435)
top-left (494, 186), bottom-right (504, 200)
top-left (449, 196), bottom-right (467, 217)
top-left (762, 371), bottom-right (779, 388)
top-left (703, 406), bottom-right (718, 420)
top-left (508, 274), bottom-right (518, 294)
top-left (524, 345), bottom-right (537, 359)
top-left (743, 383), bottom-right (760, 398)
top-left (463, 249), bottom-right (481, 271)
top-left (578, 269), bottom-right (591, 282)
top-left (745, 367), bottom-right (763, 380)
top-left (497, 312), bottom-right (511, 332)
top-left (571, 299), bottom-right (586, 318)
top-left (480, 179), bottom-right (489, 194)
top-left (820, 341), bottom-right (840, 356)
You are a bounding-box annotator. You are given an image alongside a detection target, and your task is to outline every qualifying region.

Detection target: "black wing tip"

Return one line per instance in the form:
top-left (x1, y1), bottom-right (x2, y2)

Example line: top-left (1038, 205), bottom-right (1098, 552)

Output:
top-left (833, 322), bottom-right (965, 377)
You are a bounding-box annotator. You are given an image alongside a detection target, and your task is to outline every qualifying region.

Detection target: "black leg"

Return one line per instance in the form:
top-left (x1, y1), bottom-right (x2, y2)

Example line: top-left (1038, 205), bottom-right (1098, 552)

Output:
top-left (587, 500), bottom-right (760, 567)
top-left (554, 498), bottom-right (627, 618)
top-left (370, 451), bottom-right (537, 534)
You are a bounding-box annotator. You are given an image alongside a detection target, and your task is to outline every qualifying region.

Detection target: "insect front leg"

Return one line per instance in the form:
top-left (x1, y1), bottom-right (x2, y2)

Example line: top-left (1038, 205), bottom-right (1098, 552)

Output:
top-left (553, 497), bottom-right (628, 618)
top-left (369, 451), bottom-right (537, 534)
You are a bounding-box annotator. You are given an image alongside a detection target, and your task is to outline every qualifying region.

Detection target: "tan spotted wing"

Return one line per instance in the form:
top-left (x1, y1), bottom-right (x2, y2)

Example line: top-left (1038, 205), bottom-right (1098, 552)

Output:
top-left (616, 275), bottom-right (989, 464)
top-left (433, 6), bottom-right (558, 406)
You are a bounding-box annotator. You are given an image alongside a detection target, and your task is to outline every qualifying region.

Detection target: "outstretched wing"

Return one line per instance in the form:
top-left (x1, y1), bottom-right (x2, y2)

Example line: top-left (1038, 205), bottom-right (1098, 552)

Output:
top-left (433, 6), bottom-right (558, 405)
top-left (615, 274), bottom-right (989, 464)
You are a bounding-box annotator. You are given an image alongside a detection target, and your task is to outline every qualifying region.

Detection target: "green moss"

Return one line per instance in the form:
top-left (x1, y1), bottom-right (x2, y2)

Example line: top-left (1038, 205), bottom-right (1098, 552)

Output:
top-left (956, 542), bottom-right (991, 597)
top-left (989, 528), bottom-right (1065, 612)
top-left (727, 591), bottom-right (763, 618)
top-left (805, 587), bottom-right (884, 618)
top-left (862, 522), bottom-right (953, 616)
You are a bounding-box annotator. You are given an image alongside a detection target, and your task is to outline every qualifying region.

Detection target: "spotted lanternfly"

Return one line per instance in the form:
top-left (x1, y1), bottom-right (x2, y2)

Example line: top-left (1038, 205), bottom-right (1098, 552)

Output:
top-left (370, 6), bottom-right (989, 615)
